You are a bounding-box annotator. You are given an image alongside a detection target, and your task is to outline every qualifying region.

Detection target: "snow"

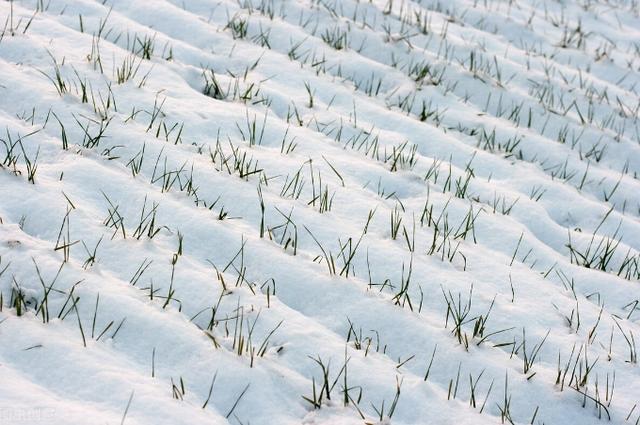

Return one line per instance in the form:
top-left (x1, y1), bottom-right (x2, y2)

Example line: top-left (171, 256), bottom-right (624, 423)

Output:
top-left (0, 0), bottom-right (639, 424)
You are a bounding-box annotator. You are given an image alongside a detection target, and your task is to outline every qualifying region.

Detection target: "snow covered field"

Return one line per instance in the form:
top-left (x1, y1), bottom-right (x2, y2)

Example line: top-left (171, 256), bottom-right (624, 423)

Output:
top-left (0, 0), bottom-right (639, 423)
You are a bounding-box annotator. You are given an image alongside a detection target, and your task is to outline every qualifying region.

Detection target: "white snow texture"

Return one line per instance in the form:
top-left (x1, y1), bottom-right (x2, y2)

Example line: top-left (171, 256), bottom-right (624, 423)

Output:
top-left (0, 0), bottom-right (639, 424)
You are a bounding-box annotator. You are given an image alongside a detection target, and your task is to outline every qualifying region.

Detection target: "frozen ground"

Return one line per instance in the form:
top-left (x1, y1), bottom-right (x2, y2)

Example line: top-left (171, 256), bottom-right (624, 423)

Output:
top-left (0, 0), bottom-right (639, 424)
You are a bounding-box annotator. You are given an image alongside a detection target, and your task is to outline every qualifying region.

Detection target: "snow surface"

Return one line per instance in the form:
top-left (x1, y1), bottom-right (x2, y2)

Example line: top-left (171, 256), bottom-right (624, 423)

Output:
top-left (0, 0), bottom-right (639, 424)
